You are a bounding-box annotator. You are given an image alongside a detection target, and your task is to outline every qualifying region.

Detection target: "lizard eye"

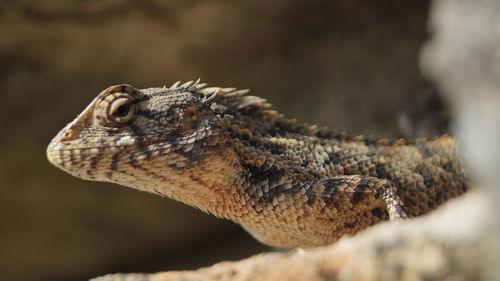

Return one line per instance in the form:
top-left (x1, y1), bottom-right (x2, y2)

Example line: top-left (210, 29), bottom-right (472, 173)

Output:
top-left (109, 96), bottom-right (136, 124)
top-left (182, 108), bottom-right (201, 131)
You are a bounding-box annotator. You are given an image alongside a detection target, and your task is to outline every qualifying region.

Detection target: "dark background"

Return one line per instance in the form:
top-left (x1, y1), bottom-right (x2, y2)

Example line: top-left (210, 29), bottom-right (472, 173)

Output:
top-left (0, 1), bottom-right (444, 281)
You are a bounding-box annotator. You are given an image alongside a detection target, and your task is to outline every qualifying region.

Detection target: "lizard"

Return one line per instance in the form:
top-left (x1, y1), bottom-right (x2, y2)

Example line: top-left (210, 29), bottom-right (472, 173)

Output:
top-left (46, 80), bottom-right (469, 248)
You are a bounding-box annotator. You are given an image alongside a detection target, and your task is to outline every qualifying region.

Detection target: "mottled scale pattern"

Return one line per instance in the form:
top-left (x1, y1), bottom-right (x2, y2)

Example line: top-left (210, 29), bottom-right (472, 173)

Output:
top-left (47, 80), bottom-right (469, 248)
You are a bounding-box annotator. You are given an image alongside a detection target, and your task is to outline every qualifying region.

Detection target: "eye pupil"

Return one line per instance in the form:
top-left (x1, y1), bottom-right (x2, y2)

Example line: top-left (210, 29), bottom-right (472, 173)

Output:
top-left (114, 103), bottom-right (131, 117)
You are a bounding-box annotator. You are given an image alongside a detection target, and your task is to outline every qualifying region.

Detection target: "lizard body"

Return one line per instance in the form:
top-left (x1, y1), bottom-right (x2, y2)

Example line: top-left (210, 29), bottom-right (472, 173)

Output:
top-left (47, 81), bottom-right (469, 248)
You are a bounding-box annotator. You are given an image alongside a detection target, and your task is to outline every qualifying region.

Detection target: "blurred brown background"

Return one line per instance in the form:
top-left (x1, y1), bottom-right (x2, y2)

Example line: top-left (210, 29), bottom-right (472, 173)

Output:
top-left (0, 1), bottom-right (443, 281)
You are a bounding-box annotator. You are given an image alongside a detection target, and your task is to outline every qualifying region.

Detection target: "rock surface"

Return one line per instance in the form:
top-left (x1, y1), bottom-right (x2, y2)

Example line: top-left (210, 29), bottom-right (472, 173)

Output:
top-left (93, 192), bottom-right (493, 281)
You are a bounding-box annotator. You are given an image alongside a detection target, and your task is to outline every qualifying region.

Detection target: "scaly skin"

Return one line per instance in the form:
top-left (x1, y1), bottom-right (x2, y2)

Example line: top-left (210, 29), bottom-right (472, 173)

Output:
top-left (47, 81), bottom-right (469, 248)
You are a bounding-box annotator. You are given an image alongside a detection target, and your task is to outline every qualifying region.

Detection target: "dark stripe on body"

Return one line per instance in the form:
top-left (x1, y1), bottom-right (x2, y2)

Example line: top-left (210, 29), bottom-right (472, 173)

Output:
top-left (126, 153), bottom-right (166, 181)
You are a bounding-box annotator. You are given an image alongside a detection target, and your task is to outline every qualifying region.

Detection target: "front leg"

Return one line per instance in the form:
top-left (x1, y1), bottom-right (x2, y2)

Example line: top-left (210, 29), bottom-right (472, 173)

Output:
top-left (315, 175), bottom-right (408, 221)
top-left (240, 175), bottom-right (409, 248)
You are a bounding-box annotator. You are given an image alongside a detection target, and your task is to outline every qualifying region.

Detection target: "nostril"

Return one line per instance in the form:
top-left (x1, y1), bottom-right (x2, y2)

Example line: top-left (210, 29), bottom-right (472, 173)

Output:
top-left (61, 129), bottom-right (75, 141)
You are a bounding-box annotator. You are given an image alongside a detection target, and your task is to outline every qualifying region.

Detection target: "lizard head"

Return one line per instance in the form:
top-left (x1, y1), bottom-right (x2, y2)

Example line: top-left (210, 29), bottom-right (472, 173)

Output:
top-left (46, 81), bottom-right (254, 208)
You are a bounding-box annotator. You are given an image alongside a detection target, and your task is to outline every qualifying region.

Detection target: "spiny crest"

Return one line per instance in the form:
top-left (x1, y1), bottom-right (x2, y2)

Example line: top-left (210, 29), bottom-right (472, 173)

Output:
top-left (163, 80), bottom-right (330, 138)
top-left (165, 79), bottom-right (276, 116)
top-left (165, 80), bottom-right (334, 138)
